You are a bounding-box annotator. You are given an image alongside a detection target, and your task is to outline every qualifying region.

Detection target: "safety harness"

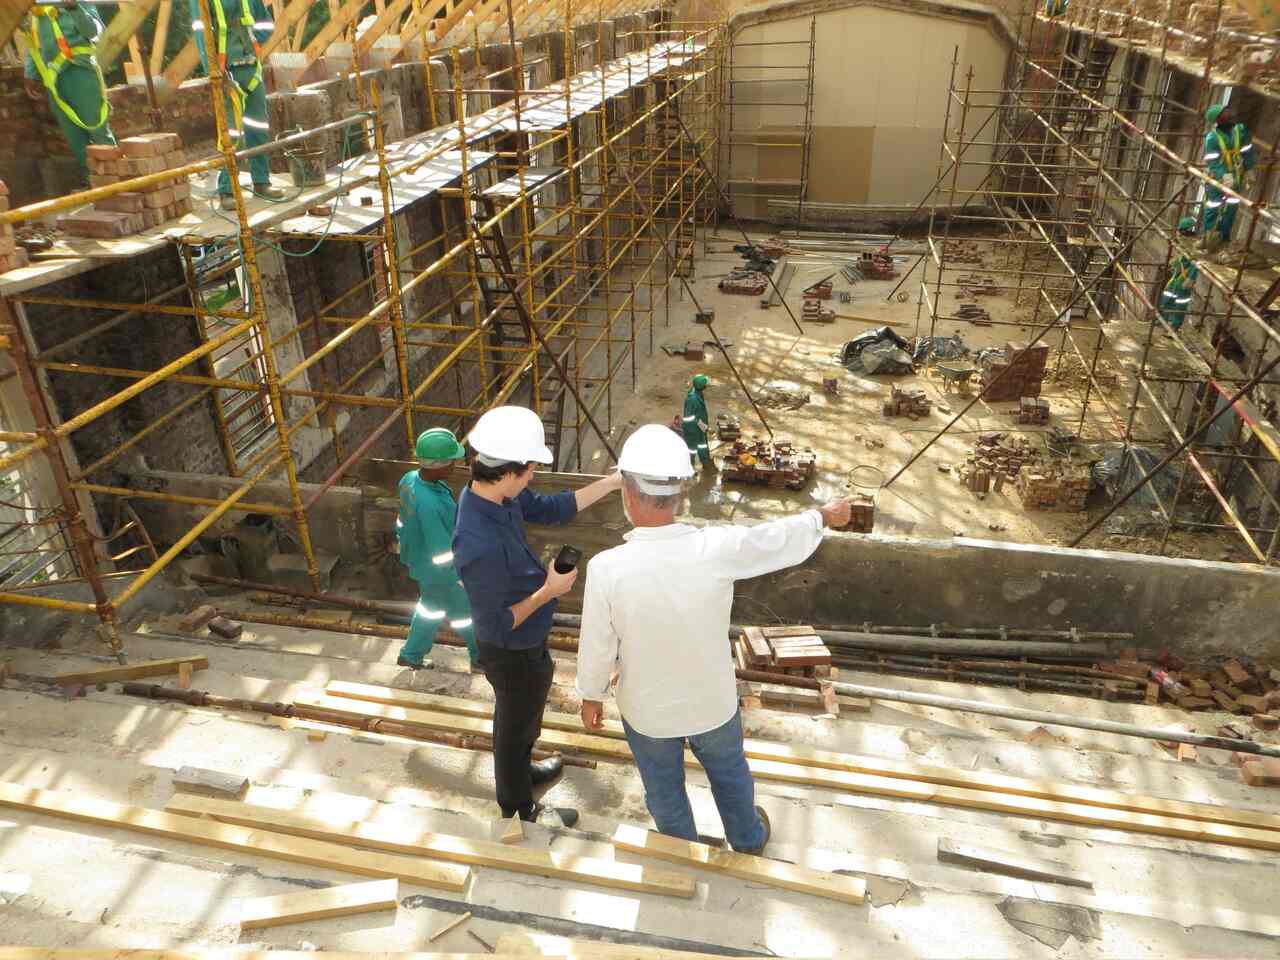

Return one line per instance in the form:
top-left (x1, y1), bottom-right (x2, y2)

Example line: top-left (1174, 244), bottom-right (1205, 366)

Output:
top-left (207, 0), bottom-right (265, 144)
top-left (1212, 126), bottom-right (1245, 179)
top-left (1163, 257), bottom-right (1194, 305)
top-left (27, 5), bottom-right (110, 132)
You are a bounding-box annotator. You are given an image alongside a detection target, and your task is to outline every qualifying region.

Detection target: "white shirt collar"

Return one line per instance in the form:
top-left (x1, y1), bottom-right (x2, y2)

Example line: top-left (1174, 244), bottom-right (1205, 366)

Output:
top-left (622, 522), bottom-right (696, 541)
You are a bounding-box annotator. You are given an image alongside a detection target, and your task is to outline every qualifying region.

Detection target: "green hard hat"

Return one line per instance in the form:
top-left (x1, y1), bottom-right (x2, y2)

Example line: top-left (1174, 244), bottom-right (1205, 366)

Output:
top-left (1205, 104), bottom-right (1225, 124)
top-left (415, 427), bottom-right (465, 462)
top-left (692, 374), bottom-right (709, 390)
top-left (1177, 216), bottom-right (1197, 234)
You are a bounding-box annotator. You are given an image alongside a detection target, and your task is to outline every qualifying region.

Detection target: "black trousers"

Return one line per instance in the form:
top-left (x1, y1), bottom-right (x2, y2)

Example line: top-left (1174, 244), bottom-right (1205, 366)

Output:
top-left (476, 642), bottom-right (555, 817)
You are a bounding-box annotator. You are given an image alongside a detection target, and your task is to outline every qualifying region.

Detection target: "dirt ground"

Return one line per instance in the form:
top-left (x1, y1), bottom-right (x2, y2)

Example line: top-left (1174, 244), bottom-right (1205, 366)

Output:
top-left (587, 229), bottom-right (1259, 564)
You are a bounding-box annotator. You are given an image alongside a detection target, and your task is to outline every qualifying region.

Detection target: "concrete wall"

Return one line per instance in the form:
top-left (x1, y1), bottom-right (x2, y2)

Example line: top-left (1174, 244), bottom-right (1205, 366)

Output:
top-left (726, 0), bottom-right (1011, 221)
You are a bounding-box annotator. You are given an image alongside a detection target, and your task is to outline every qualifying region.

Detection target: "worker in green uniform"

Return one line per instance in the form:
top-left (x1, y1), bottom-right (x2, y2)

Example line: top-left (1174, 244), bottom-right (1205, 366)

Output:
top-left (396, 428), bottom-right (477, 669)
top-left (191, 0), bottom-right (286, 209)
top-left (23, 2), bottom-right (117, 181)
top-left (1044, 0), bottom-right (1068, 17)
top-left (1158, 217), bottom-right (1199, 333)
top-left (1200, 103), bottom-right (1256, 255)
top-left (681, 374), bottom-right (712, 472)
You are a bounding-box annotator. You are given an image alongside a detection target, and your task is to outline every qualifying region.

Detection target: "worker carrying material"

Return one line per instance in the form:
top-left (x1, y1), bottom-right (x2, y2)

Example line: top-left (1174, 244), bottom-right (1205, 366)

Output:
top-left (191, 0), bottom-right (286, 209)
top-left (395, 428), bottom-right (476, 670)
top-left (23, 2), bottom-right (117, 180)
top-left (576, 424), bottom-right (853, 854)
top-left (453, 406), bottom-right (621, 825)
top-left (1200, 103), bottom-right (1255, 255)
top-left (681, 374), bottom-right (712, 471)
top-left (1158, 217), bottom-right (1200, 332)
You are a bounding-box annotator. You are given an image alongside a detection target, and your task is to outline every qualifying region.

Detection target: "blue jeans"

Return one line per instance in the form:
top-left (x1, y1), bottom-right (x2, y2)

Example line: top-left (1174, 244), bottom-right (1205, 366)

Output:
top-left (622, 710), bottom-right (766, 852)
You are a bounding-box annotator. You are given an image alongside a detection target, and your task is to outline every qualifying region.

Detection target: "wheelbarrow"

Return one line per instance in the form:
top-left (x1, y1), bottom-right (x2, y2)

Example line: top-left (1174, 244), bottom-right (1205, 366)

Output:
top-left (935, 361), bottom-right (978, 394)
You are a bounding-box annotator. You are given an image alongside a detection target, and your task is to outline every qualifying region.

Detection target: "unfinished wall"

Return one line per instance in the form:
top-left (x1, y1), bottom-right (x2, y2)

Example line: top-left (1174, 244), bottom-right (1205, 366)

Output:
top-left (726, 0), bottom-right (1010, 222)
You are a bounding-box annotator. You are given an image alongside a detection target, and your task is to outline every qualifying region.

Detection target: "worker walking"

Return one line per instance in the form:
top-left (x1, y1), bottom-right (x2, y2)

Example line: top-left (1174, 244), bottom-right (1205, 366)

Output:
top-left (23, 2), bottom-right (117, 181)
top-left (396, 428), bottom-right (476, 670)
top-left (1201, 104), bottom-right (1255, 255)
top-left (681, 374), bottom-right (712, 471)
top-left (191, 0), bottom-right (286, 209)
top-left (1158, 217), bottom-right (1200, 333)
top-left (453, 406), bottom-right (621, 824)
top-left (576, 424), bottom-right (852, 854)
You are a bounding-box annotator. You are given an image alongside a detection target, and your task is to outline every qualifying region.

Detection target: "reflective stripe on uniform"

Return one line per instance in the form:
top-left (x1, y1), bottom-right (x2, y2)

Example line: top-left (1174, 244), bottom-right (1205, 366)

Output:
top-left (1205, 199), bottom-right (1223, 208)
top-left (450, 618), bottom-right (472, 629)
top-left (243, 115), bottom-right (270, 129)
top-left (682, 415), bottom-right (696, 422)
top-left (415, 602), bottom-right (446, 620)
top-left (1204, 151), bottom-right (1221, 160)
top-left (431, 551), bottom-right (454, 565)
top-left (1241, 143), bottom-right (1254, 153)
top-left (1175, 296), bottom-right (1192, 304)
top-left (1227, 197), bottom-right (1241, 205)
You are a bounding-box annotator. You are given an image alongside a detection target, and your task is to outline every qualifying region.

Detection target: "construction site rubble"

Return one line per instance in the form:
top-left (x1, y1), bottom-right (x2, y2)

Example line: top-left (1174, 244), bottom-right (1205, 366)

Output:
top-left (802, 298), bottom-right (835, 323)
top-left (883, 384), bottom-right (932, 419)
top-left (954, 432), bottom-right (1090, 511)
top-left (720, 438), bottom-right (816, 490)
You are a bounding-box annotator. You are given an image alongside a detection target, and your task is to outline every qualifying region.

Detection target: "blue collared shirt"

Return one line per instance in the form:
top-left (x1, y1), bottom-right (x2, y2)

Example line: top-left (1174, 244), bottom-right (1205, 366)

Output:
top-left (452, 484), bottom-right (578, 650)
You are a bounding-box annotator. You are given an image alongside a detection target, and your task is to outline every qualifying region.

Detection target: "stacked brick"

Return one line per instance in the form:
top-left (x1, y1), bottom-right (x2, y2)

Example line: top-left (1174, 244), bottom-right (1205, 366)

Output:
top-left (955, 433), bottom-right (1035, 494)
top-left (1018, 397), bottom-right (1051, 424)
top-left (1014, 461), bottom-right (1091, 512)
top-left (837, 492), bottom-right (876, 533)
top-left (978, 341), bottom-right (1048, 402)
top-left (0, 67), bottom-right (42, 154)
top-left (882, 384), bottom-right (932, 418)
top-left (58, 133), bottom-right (193, 239)
top-left (735, 625), bottom-right (834, 678)
top-left (0, 180), bottom-right (28, 275)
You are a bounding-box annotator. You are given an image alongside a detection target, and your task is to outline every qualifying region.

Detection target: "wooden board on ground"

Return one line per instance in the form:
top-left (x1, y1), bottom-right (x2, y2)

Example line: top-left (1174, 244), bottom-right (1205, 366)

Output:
top-left (613, 823), bottom-right (866, 905)
top-left (52, 655), bottom-right (208, 686)
top-left (173, 766), bottom-right (249, 798)
top-left (239, 878), bottom-right (399, 930)
top-left (0, 780), bottom-right (469, 891)
top-left (428, 910), bottom-right (472, 942)
top-left (936, 837), bottom-right (1092, 888)
top-left (165, 792), bottom-right (696, 898)
top-left (316, 684), bottom-right (1280, 838)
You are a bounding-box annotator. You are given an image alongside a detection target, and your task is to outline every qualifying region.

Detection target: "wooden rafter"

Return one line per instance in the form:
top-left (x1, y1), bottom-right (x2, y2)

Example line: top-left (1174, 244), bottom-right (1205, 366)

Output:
top-left (353, 0), bottom-right (414, 55)
top-left (96, 0), bottom-right (161, 71)
top-left (150, 0), bottom-right (173, 75)
top-left (301, 0), bottom-right (367, 62)
top-left (0, 0), bottom-right (35, 54)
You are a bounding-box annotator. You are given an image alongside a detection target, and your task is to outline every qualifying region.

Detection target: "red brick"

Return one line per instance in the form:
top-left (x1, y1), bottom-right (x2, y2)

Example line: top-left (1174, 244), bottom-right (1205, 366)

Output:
top-left (95, 192), bottom-right (145, 214)
top-left (86, 144), bottom-right (123, 162)
top-left (1251, 713), bottom-right (1279, 731)
top-left (119, 136), bottom-right (159, 157)
top-left (140, 208), bottom-right (164, 229)
top-left (1224, 659), bottom-right (1252, 686)
top-left (171, 181), bottom-right (191, 201)
top-left (175, 197), bottom-right (194, 215)
top-left (142, 187), bottom-right (176, 209)
top-left (0, 234), bottom-right (14, 258)
top-left (88, 173), bottom-right (114, 188)
top-left (135, 132), bottom-right (180, 153)
top-left (1242, 758), bottom-right (1280, 787)
top-left (56, 209), bottom-right (140, 238)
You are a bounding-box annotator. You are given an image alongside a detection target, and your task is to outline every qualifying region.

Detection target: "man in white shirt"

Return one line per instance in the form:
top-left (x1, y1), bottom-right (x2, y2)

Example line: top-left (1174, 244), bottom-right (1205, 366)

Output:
top-left (576, 424), bottom-right (851, 853)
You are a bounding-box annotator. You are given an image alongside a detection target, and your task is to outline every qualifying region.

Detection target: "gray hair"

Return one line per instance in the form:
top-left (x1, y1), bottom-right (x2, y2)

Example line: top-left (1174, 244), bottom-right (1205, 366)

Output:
top-left (621, 471), bottom-right (684, 511)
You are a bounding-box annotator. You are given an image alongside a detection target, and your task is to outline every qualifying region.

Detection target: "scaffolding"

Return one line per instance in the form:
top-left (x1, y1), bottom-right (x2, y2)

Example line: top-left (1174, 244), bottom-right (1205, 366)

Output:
top-left (908, 1), bottom-right (1280, 565)
top-left (0, 3), bottom-right (723, 657)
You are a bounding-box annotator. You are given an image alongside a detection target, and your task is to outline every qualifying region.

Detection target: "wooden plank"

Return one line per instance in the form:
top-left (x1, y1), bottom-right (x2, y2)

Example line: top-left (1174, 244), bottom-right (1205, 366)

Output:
top-left (0, 2), bottom-right (36, 55)
top-left (936, 837), bottom-right (1092, 889)
top-left (53, 655), bottom-right (208, 686)
top-left (239, 878), bottom-right (399, 930)
top-left (318, 684), bottom-right (1280, 836)
top-left (613, 824), bottom-right (866, 905)
top-left (354, 0), bottom-right (415, 54)
top-left (772, 649), bottom-right (831, 668)
top-left (173, 766), bottom-right (248, 797)
top-left (500, 816), bottom-right (523, 844)
top-left (150, 0), bottom-right (173, 76)
top-left (95, 0), bottom-right (161, 72)
top-left (303, 0), bottom-right (369, 62)
top-left (164, 792), bottom-right (697, 898)
top-left (0, 780), bottom-right (470, 890)
top-left (761, 625), bottom-right (816, 639)
top-left (428, 910), bottom-right (472, 942)
top-left (740, 626), bottom-right (771, 664)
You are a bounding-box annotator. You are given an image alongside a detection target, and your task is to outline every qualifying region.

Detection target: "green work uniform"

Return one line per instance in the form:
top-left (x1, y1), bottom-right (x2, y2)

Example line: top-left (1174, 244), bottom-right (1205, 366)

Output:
top-left (682, 386), bottom-right (711, 467)
top-left (1158, 254), bottom-right (1198, 331)
top-left (191, 0), bottom-right (274, 193)
top-left (1202, 123), bottom-right (1256, 243)
top-left (24, 4), bottom-right (116, 176)
top-left (397, 470), bottom-right (476, 665)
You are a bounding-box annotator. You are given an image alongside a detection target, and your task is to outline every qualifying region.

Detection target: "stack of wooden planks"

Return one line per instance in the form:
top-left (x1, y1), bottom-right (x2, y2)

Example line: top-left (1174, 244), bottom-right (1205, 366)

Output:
top-left (735, 625), bottom-right (833, 677)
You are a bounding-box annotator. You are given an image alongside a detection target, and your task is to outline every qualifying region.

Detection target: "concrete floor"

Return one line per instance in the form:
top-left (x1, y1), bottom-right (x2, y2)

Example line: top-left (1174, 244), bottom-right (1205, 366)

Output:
top-left (2, 600), bottom-right (1279, 957)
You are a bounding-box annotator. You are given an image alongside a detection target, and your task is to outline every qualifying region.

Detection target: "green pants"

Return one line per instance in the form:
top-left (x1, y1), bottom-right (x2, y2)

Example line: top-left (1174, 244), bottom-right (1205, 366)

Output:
top-left (217, 62), bottom-right (272, 194)
top-left (400, 578), bottom-right (477, 666)
top-left (48, 64), bottom-right (115, 177)
top-left (682, 423), bottom-right (711, 466)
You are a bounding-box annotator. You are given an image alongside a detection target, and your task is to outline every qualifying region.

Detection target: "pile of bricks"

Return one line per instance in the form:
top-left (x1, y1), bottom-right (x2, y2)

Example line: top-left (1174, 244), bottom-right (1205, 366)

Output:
top-left (721, 438), bottom-right (816, 490)
top-left (801, 297), bottom-right (834, 323)
top-left (978, 340), bottom-right (1048, 402)
top-left (718, 271), bottom-right (769, 296)
top-left (943, 240), bottom-right (984, 265)
top-left (836, 492), bottom-right (875, 533)
top-left (803, 278), bottom-right (833, 299)
top-left (735, 624), bottom-right (833, 678)
top-left (1014, 460), bottom-right (1091, 511)
top-left (715, 412), bottom-right (741, 441)
top-left (953, 304), bottom-right (992, 326)
top-left (858, 251), bottom-right (898, 279)
top-left (1127, 652), bottom-right (1280, 723)
top-left (0, 181), bottom-right (28, 275)
top-left (955, 274), bottom-right (999, 296)
top-left (1018, 396), bottom-right (1051, 424)
top-left (57, 133), bottom-right (193, 239)
top-left (882, 384), bottom-right (932, 419)
top-left (955, 432), bottom-right (1035, 494)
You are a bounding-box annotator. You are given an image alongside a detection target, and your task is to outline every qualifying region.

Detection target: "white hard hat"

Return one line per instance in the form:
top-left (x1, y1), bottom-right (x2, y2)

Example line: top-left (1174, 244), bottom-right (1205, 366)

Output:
top-left (618, 423), bottom-right (694, 493)
top-left (467, 406), bottom-right (554, 464)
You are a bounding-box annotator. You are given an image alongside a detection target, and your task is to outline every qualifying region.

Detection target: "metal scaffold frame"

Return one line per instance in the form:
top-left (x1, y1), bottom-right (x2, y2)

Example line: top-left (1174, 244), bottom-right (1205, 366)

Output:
top-left (0, 2), bottom-right (723, 658)
top-left (905, 1), bottom-right (1280, 566)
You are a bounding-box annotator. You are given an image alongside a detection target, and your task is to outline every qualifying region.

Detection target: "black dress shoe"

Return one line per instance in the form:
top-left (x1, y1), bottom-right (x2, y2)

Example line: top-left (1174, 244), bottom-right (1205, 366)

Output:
top-left (529, 756), bottom-right (564, 786)
top-left (520, 801), bottom-right (579, 828)
top-left (396, 656), bottom-right (433, 670)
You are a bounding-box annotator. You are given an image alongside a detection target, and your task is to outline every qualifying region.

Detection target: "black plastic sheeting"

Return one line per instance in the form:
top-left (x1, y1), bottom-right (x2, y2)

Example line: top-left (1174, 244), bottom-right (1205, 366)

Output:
top-left (841, 326), bottom-right (914, 374)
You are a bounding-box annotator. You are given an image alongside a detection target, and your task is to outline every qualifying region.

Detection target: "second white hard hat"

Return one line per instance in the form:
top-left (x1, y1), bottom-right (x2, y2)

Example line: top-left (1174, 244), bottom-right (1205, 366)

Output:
top-left (467, 406), bottom-right (554, 464)
top-left (618, 423), bottom-right (695, 489)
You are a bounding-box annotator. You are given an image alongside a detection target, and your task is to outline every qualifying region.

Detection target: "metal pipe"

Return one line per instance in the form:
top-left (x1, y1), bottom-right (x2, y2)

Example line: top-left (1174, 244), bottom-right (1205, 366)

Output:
top-left (733, 670), bottom-right (1280, 758)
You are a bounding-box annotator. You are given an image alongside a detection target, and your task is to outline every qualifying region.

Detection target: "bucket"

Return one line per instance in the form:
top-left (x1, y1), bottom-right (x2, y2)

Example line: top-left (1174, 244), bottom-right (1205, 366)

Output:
top-left (285, 145), bottom-right (326, 188)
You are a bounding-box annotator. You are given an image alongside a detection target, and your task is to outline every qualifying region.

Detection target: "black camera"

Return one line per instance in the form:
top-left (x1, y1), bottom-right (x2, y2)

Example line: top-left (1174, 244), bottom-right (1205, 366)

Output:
top-left (553, 544), bottom-right (582, 574)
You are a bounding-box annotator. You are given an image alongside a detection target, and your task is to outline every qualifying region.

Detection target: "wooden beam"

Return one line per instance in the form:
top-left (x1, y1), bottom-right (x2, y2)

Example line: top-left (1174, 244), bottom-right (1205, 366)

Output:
top-left (324, 681), bottom-right (1280, 836)
top-left (0, 780), bottom-right (471, 890)
top-left (53, 655), bottom-right (208, 686)
top-left (165, 791), bottom-right (698, 898)
top-left (354, 0), bottom-right (415, 55)
top-left (96, 0), bottom-right (162, 73)
top-left (302, 0), bottom-right (366, 62)
top-left (936, 837), bottom-right (1093, 889)
top-left (264, 0), bottom-right (316, 59)
top-left (613, 824), bottom-right (866, 905)
top-left (300, 693), bottom-right (1280, 853)
top-left (0, 2), bottom-right (35, 56)
top-left (150, 0), bottom-right (173, 76)
top-left (239, 878), bottom-right (399, 930)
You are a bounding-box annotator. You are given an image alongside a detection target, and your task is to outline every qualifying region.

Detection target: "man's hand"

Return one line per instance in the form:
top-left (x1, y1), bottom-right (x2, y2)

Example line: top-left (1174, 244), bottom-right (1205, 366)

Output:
top-left (580, 700), bottom-right (604, 731)
top-left (818, 498), bottom-right (852, 529)
top-left (697, 420), bottom-right (708, 432)
top-left (24, 78), bottom-right (44, 101)
top-left (603, 470), bottom-right (623, 492)
top-left (542, 565), bottom-right (578, 599)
